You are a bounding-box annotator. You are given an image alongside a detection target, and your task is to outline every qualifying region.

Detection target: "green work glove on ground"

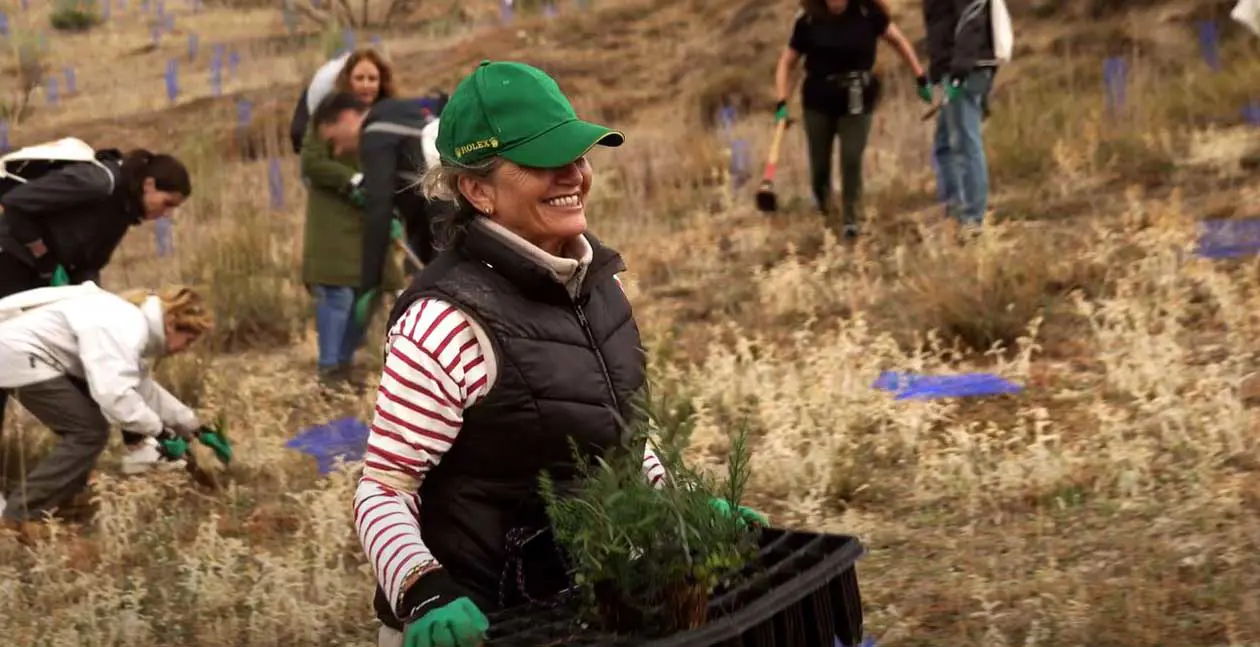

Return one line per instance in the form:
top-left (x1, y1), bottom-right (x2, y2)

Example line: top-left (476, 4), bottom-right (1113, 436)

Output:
top-left (157, 433), bottom-right (189, 461)
top-left (773, 100), bottom-right (789, 123)
top-left (353, 287), bottom-right (379, 329)
top-left (196, 427), bottom-right (233, 465)
top-left (915, 75), bottom-right (933, 104)
top-left (709, 497), bottom-right (769, 528)
top-left (404, 598), bottom-right (489, 647)
top-left (50, 265), bottom-right (70, 287)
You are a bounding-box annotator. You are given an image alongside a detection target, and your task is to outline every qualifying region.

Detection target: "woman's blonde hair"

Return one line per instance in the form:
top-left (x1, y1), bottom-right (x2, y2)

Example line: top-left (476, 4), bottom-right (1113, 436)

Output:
top-left (118, 285), bottom-right (215, 337)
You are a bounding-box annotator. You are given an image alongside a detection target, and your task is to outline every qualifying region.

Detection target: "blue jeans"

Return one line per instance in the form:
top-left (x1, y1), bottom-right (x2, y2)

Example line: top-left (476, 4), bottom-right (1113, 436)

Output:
top-left (311, 285), bottom-right (366, 370)
top-left (933, 68), bottom-right (993, 226)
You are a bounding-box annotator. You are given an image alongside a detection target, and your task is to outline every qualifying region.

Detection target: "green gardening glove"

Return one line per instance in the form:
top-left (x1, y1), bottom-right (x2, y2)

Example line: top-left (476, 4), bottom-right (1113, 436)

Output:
top-left (195, 425), bottom-right (233, 466)
top-left (403, 598), bottom-right (489, 647)
top-left (391, 218), bottom-right (405, 242)
top-left (353, 287), bottom-right (380, 329)
top-left (915, 75), bottom-right (933, 104)
top-left (709, 497), bottom-right (769, 528)
top-left (349, 187), bottom-right (367, 208)
top-left (773, 100), bottom-right (789, 123)
top-left (51, 265), bottom-right (70, 287)
top-left (944, 76), bottom-right (964, 103)
top-left (157, 433), bottom-right (189, 461)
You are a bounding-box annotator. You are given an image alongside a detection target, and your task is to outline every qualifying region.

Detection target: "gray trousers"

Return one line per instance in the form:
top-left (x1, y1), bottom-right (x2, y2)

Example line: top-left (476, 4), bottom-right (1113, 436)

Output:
top-left (2, 376), bottom-right (110, 522)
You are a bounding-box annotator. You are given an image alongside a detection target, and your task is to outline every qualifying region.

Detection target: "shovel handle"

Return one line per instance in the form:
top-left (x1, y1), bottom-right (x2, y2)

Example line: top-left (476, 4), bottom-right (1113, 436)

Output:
top-left (762, 118), bottom-right (789, 182)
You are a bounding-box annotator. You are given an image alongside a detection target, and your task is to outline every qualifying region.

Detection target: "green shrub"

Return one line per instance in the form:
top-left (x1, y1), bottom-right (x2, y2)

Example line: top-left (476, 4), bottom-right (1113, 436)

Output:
top-left (50, 0), bottom-right (101, 32)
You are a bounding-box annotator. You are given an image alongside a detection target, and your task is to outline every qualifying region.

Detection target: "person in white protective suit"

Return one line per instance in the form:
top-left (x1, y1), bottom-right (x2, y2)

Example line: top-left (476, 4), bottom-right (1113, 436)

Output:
top-left (0, 283), bottom-right (214, 527)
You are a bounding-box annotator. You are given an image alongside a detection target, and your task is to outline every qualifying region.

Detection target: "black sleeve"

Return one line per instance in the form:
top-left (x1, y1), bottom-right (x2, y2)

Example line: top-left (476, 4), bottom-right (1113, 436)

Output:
top-left (868, 1), bottom-right (891, 35)
top-left (950, 0), bottom-right (988, 77)
top-left (788, 13), bottom-right (810, 55)
top-left (290, 89), bottom-right (310, 155)
top-left (0, 163), bottom-right (114, 247)
top-left (359, 125), bottom-right (402, 292)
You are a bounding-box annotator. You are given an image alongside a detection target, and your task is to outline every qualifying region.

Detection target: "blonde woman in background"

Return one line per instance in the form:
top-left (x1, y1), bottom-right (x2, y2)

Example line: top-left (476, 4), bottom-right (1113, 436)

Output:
top-left (0, 283), bottom-right (214, 531)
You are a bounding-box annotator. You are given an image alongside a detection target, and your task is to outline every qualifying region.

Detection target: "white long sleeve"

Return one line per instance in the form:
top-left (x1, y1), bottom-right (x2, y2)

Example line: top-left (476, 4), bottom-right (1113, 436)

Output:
top-left (67, 308), bottom-right (165, 437)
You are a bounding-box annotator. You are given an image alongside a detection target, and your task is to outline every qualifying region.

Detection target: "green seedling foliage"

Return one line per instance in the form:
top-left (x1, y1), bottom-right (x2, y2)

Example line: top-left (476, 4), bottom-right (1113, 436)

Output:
top-left (539, 386), bottom-right (760, 633)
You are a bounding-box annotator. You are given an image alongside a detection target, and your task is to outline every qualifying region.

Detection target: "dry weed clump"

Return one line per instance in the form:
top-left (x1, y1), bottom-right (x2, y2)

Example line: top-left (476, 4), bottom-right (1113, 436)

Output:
top-left (887, 223), bottom-right (1107, 353)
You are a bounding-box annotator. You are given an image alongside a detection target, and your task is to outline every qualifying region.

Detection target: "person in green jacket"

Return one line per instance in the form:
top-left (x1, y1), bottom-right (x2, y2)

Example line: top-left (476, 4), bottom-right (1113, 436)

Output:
top-left (300, 49), bottom-right (402, 392)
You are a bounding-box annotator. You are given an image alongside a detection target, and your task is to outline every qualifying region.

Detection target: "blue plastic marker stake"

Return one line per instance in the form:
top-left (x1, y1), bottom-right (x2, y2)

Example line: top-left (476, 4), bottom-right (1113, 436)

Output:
top-left (285, 417), bottom-right (371, 476)
top-left (370, 34), bottom-right (382, 49)
top-left (237, 99), bottom-right (253, 129)
top-left (155, 216), bottom-right (174, 256)
top-left (1195, 218), bottom-right (1260, 259)
top-left (188, 32), bottom-right (198, 61)
top-left (1103, 57), bottom-right (1127, 114)
top-left (156, 0), bottom-right (165, 18)
top-left (209, 63), bottom-right (222, 97)
top-left (46, 76), bottom-right (59, 106)
top-left (165, 59), bottom-right (178, 102)
top-left (282, 4), bottom-right (297, 33)
top-left (269, 158), bottom-right (284, 209)
top-left (64, 67), bottom-right (76, 94)
top-left (0, 122), bottom-right (9, 154)
top-left (872, 371), bottom-right (1024, 400)
top-left (164, 13), bottom-right (174, 32)
top-left (731, 138), bottom-right (751, 190)
top-left (1244, 100), bottom-right (1260, 126)
top-left (343, 28), bottom-right (356, 51)
top-left (228, 50), bottom-right (240, 77)
top-left (0, 11), bottom-right (9, 37)
top-left (500, 0), bottom-right (513, 24)
top-left (1198, 20), bottom-right (1221, 72)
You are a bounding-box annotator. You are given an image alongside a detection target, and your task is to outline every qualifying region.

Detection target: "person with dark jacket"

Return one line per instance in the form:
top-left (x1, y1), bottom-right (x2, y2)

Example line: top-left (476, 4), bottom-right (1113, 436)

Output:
top-left (0, 147), bottom-right (191, 473)
top-left (774, 0), bottom-right (928, 240)
top-left (308, 90), bottom-right (449, 304)
top-left (923, 0), bottom-right (998, 231)
top-left (351, 60), bottom-right (765, 647)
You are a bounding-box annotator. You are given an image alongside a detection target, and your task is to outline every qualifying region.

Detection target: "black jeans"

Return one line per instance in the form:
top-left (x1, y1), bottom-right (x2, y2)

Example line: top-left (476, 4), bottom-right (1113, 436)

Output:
top-left (0, 251), bottom-right (146, 447)
top-left (802, 108), bottom-right (874, 230)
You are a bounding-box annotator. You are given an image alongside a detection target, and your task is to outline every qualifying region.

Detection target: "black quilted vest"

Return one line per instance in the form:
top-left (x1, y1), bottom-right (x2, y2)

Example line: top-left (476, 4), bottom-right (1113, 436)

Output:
top-left (373, 220), bottom-right (647, 628)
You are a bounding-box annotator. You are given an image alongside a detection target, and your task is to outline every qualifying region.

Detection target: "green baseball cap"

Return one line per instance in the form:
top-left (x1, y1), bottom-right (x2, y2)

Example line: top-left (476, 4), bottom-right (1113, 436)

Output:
top-left (436, 60), bottom-right (625, 168)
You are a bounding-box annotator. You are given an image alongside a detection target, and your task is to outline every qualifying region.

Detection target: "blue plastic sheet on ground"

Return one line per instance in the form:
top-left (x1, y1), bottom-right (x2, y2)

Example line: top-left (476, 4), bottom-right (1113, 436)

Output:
top-left (286, 417), bottom-right (370, 475)
top-left (1195, 218), bottom-right (1260, 259)
top-left (873, 371), bottom-right (1023, 400)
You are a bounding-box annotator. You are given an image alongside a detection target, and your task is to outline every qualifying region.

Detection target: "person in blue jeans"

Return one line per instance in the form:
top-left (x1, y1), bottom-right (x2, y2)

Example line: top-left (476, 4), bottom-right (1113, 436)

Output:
top-left (923, 0), bottom-right (998, 232)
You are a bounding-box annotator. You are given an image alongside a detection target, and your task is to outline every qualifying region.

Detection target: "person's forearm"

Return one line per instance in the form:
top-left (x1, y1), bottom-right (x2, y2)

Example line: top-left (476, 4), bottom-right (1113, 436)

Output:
top-left (774, 54), bottom-right (793, 101)
top-left (885, 26), bottom-right (926, 79)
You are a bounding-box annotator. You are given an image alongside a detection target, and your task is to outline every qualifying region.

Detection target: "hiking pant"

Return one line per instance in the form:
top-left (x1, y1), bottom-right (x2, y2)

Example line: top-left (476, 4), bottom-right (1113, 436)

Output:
top-left (803, 108), bottom-right (873, 230)
top-left (933, 68), bottom-right (994, 226)
top-left (1, 376), bottom-right (110, 522)
top-left (0, 255), bottom-right (146, 448)
top-left (311, 284), bottom-right (367, 371)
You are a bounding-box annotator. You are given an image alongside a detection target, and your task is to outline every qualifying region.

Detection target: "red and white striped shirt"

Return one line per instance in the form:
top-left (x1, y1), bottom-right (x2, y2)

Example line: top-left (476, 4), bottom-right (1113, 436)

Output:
top-left (353, 286), bottom-right (666, 617)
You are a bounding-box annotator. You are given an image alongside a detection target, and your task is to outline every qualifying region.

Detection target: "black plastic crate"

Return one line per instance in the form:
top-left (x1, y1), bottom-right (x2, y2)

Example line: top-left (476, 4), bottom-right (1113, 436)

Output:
top-left (485, 527), bottom-right (867, 647)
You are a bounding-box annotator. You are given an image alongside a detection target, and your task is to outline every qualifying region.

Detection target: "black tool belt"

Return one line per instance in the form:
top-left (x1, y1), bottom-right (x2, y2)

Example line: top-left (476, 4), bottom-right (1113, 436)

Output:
top-left (820, 71), bottom-right (880, 115)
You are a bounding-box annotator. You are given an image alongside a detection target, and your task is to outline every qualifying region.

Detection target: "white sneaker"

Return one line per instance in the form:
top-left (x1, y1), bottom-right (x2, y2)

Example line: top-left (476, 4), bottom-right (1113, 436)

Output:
top-left (122, 437), bottom-right (187, 475)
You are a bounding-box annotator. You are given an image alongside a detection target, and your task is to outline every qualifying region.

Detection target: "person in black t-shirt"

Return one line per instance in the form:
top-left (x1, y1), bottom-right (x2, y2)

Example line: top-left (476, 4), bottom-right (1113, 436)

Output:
top-left (774, 0), bottom-right (929, 239)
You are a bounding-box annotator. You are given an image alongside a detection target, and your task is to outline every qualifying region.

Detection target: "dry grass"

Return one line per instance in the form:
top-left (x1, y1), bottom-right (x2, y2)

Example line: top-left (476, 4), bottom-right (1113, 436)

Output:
top-left (3, 0), bottom-right (1260, 645)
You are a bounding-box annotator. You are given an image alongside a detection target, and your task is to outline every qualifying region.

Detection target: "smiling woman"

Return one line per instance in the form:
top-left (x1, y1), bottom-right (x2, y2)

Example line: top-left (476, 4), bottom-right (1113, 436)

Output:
top-left (352, 60), bottom-right (667, 647)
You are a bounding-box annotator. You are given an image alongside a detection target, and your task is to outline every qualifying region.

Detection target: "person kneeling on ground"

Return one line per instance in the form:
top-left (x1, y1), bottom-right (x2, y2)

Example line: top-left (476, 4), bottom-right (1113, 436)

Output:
top-left (0, 146), bottom-right (193, 469)
top-left (0, 283), bottom-right (214, 528)
top-left (352, 60), bottom-right (767, 647)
